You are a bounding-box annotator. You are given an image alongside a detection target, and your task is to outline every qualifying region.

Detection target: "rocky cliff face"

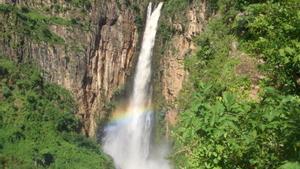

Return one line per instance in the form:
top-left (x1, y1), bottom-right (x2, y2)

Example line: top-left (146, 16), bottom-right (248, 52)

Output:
top-left (161, 1), bottom-right (207, 102)
top-left (0, 0), bottom-right (209, 136)
top-left (79, 1), bottom-right (140, 136)
top-left (156, 1), bottom-right (208, 126)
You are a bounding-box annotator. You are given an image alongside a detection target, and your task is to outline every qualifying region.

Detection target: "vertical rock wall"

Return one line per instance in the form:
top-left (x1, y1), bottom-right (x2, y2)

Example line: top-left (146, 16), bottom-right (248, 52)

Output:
top-left (156, 0), bottom-right (208, 126)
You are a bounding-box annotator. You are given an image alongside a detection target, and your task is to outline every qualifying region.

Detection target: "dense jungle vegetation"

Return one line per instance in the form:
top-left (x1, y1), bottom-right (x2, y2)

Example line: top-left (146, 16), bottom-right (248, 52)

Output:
top-left (0, 58), bottom-right (113, 169)
top-left (171, 0), bottom-right (300, 169)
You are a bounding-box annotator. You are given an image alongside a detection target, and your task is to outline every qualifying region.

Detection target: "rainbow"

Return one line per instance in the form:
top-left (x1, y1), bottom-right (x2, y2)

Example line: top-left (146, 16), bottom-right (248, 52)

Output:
top-left (107, 106), bottom-right (153, 127)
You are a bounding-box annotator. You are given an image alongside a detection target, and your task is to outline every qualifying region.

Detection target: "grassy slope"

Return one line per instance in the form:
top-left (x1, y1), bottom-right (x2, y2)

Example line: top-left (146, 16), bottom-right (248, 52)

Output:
top-left (0, 58), bottom-right (113, 169)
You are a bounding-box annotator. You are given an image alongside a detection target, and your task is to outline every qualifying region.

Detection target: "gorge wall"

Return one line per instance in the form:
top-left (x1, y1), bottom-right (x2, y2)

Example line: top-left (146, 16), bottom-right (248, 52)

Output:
top-left (154, 0), bottom-right (208, 127)
top-left (0, 0), bottom-right (209, 137)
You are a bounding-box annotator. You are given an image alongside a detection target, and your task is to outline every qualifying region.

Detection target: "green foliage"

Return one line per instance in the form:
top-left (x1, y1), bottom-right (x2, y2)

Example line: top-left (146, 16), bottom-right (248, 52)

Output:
top-left (206, 0), bottom-right (219, 16)
top-left (0, 58), bottom-right (114, 169)
top-left (158, 23), bottom-right (176, 43)
top-left (135, 15), bottom-right (144, 32)
top-left (233, 2), bottom-right (300, 93)
top-left (183, 18), bottom-right (248, 103)
top-left (56, 112), bottom-right (81, 132)
top-left (173, 84), bottom-right (300, 168)
top-left (0, 3), bottom-right (14, 13)
top-left (156, 0), bottom-right (190, 45)
top-left (172, 1), bottom-right (300, 168)
top-left (187, 17), bottom-right (231, 70)
top-left (0, 4), bottom-right (80, 44)
top-left (65, 0), bottom-right (92, 10)
top-left (164, 0), bottom-right (190, 16)
top-left (279, 162), bottom-right (300, 169)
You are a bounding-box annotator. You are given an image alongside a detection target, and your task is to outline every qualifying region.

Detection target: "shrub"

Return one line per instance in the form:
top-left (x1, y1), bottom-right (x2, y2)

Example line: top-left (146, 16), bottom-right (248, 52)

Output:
top-left (56, 112), bottom-right (81, 132)
top-left (164, 0), bottom-right (190, 16)
top-left (233, 2), bottom-right (300, 93)
top-left (2, 86), bottom-right (11, 98)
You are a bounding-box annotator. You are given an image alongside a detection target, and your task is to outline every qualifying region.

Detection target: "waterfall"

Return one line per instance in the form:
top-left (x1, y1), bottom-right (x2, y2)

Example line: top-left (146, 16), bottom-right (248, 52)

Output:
top-left (102, 2), bottom-right (170, 169)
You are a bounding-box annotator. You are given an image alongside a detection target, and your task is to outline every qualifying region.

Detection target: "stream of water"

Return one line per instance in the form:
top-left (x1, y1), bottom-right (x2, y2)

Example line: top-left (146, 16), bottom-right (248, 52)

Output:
top-left (102, 2), bottom-right (170, 169)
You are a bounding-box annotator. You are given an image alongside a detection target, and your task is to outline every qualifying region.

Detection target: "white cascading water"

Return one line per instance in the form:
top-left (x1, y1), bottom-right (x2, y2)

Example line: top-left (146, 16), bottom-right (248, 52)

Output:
top-left (103, 2), bottom-right (170, 169)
